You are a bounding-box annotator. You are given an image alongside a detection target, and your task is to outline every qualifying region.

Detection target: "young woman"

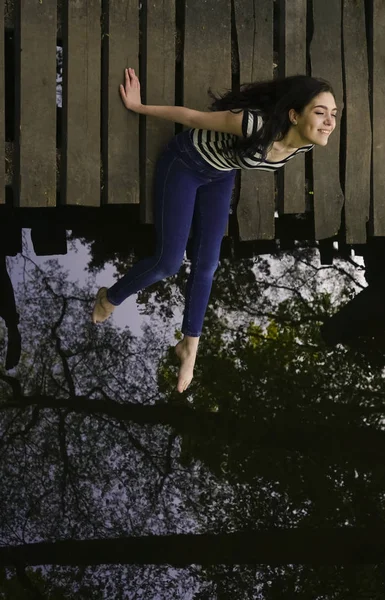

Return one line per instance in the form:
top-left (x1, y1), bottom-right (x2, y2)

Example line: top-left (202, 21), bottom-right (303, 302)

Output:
top-left (92, 69), bottom-right (337, 393)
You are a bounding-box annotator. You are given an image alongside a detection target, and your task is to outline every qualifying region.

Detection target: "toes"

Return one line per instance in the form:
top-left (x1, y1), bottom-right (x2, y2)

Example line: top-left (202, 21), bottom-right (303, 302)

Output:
top-left (177, 377), bottom-right (192, 393)
top-left (176, 376), bottom-right (185, 393)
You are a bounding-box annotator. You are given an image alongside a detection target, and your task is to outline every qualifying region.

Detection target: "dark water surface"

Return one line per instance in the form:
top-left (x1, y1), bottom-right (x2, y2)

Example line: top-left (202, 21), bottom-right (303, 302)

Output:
top-left (0, 230), bottom-right (384, 599)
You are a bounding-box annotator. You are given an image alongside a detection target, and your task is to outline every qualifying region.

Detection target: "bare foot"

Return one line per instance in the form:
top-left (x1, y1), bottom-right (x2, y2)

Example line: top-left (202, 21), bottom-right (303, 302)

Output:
top-left (175, 337), bottom-right (199, 393)
top-left (92, 287), bottom-right (115, 324)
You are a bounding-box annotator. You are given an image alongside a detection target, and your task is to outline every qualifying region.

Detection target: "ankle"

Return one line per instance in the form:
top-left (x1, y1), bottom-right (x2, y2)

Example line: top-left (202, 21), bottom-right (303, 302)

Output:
top-left (182, 335), bottom-right (199, 350)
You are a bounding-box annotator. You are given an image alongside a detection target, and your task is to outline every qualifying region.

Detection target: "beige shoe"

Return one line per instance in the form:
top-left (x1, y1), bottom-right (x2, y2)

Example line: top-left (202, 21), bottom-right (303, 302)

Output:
top-left (92, 287), bottom-right (115, 324)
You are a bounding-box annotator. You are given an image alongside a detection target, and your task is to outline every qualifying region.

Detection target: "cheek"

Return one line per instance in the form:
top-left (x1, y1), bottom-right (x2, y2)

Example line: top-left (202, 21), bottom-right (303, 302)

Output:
top-left (304, 118), bottom-right (319, 130)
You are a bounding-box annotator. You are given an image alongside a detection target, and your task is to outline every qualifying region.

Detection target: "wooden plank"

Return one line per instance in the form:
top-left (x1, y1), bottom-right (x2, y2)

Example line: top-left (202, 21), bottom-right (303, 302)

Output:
top-left (342, 0), bottom-right (371, 244)
top-left (184, 0), bottom-right (231, 236)
top-left (104, 1), bottom-right (139, 204)
top-left (372, 0), bottom-right (385, 235)
top-left (0, 0), bottom-right (4, 204)
top-left (279, 0), bottom-right (306, 214)
top-left (310, 0), bottom-right (344, 240)
top-left (15, 0), bottom-right (57, 207)
top-left (62, 0), bottom-right (101, 206)
top-left (143, 0), bottom-right (175, 224)
top-left (184, 0), bottom-right (231, 111)
top-left (234, 0), bottom-right (274, 240)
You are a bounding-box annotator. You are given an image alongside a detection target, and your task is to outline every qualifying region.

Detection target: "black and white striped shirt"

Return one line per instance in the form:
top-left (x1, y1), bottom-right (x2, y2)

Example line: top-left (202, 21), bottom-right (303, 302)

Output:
top-left (190, 109), bottom-right (314, 171)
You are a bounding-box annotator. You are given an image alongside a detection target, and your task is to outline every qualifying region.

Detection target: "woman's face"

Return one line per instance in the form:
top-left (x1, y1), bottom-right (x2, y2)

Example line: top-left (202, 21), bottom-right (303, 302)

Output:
top-left (290, 92), bottom-right (338, 146)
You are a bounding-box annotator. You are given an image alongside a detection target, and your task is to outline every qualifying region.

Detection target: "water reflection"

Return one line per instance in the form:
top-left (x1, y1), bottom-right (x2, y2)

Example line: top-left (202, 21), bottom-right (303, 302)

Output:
top-left (0, 254), bottom-right (21, 370)
top-left (0, 229), bottom-right (384, 598)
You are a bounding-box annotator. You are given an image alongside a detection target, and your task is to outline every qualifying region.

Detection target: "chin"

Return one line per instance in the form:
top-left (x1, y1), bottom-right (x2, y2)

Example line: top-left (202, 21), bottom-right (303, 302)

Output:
top-left (313, 137), bottom-right (329, 147)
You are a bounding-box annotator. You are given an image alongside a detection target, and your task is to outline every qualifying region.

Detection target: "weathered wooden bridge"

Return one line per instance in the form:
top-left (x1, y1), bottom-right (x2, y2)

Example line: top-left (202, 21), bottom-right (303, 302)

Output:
top-left (0, 0), bottom-right (382, 261)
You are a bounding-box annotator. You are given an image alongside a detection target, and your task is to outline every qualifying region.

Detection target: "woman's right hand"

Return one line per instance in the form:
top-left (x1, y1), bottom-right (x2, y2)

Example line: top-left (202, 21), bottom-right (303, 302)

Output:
top-left (119, 68), bottom-right (143, 112)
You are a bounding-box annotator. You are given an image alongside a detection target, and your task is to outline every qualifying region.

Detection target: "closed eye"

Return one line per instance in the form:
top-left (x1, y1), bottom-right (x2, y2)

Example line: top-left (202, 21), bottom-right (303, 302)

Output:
top-left (316, 112), bottom-right (337, 118)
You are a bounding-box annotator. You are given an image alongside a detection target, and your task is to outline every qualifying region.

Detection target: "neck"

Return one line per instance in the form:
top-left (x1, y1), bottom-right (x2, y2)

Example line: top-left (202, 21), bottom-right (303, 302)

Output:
top-left (278, 127), bottom-right (307, 151)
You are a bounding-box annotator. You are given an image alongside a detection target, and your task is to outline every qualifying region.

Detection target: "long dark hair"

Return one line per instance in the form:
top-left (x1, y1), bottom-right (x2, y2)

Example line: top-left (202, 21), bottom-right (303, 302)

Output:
top-left (208, 75), bottom-right (335, 160)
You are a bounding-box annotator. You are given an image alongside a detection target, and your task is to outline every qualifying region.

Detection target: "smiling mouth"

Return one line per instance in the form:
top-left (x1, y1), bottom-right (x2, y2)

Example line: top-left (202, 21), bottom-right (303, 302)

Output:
top-left (318, 130), bottom-right (331, 134)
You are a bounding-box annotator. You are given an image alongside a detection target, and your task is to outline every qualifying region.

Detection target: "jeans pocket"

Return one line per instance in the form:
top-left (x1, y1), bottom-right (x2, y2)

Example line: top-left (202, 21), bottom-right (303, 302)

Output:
top-left (174, 135), bottom-right (189, 155)
top-left (177, 155), bottom-right (204, 174)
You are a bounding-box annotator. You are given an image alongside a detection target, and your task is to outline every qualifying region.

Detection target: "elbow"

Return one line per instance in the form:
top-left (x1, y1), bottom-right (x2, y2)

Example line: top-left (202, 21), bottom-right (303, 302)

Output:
top-left (188, 109), bottom-right (208, 130)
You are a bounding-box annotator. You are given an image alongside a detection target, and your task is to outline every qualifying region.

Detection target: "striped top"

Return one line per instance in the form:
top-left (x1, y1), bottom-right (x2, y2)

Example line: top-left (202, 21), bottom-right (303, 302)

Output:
top-left (190, 109), bottom-right (314, 171)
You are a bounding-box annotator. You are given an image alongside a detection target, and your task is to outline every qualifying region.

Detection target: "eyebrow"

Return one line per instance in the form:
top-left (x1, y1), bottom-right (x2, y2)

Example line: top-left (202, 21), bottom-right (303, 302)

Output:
top-left (314, 104), bottom-right (338, 112)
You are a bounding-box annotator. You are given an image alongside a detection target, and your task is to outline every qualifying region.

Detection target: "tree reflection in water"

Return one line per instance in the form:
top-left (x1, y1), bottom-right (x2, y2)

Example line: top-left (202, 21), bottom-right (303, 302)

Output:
top-left (0, 241), bottom-right (384, 599)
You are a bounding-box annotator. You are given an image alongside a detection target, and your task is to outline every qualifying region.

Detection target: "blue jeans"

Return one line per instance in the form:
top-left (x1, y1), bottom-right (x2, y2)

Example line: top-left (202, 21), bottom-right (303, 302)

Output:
top-left (107, 130), bottom-right (236, 337)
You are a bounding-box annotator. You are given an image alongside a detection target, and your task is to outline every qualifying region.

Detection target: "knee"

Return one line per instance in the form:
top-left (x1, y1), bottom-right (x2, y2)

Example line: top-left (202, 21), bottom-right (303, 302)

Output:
top-left (156, 255), bottom-right (184, 278)
top-left (192, 259), bottom-right (219, 280)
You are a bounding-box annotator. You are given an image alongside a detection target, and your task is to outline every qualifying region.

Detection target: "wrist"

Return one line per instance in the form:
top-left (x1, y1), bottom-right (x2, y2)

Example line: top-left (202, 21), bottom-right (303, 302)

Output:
top-left (132, 104), bottom-right (146, 115)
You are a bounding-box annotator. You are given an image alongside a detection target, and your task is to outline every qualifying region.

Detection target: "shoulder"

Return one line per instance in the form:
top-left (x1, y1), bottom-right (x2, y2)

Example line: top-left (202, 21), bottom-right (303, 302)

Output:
top-left (241, 110), bottom-right (264, 138)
